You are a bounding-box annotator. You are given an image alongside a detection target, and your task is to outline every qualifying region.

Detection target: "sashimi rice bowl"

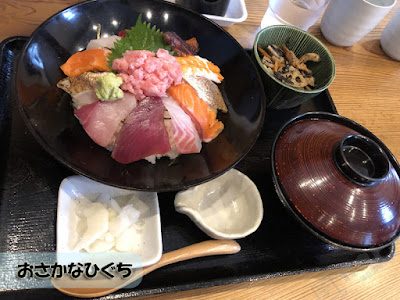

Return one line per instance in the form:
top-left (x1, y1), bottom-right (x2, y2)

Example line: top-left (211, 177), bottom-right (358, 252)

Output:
top-left (57, 15), bottom-right (228, 165)
top-left (16, 0), bottom-right (265, 191)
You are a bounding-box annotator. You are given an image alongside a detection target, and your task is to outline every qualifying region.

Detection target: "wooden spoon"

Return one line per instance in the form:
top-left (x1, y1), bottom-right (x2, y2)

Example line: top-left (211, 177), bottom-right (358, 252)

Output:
top-left (52, 239), bottom-right (240, 298)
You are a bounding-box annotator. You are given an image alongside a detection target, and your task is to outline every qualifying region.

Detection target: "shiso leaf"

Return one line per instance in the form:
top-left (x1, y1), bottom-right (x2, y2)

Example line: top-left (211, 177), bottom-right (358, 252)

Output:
top-left (107, 14), bottom-right (172, 68)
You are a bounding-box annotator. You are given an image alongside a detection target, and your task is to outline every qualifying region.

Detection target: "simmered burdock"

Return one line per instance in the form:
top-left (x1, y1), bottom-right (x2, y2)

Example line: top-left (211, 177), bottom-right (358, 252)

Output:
top-left (257, 44), bottom-right (320, 90)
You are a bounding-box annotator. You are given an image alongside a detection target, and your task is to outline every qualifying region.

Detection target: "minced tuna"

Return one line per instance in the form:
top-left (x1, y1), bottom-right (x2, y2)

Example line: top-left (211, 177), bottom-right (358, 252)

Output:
top-left (112, 49), bottom-right (182, 100)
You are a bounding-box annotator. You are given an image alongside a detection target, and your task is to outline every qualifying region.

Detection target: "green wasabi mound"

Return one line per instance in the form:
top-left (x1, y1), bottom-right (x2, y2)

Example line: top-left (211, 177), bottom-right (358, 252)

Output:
top-left (96, 73), bottom-right (124, 101)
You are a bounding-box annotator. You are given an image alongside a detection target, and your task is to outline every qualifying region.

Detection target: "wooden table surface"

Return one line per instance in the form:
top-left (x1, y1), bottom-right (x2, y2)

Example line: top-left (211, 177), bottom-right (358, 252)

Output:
top-left (1, 0), bottom-right (400, 299)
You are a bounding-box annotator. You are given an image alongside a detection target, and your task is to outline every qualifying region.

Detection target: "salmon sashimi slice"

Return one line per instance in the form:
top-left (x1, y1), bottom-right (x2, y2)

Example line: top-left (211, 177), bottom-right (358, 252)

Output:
top-left (162, 96), bottom-right (202, 154)
top-left (175, 56), bottom-right (224, 83)
top-left (60, 49), bottom-right (110, 77)
top-left (168, 83), bottom-right (224, 143)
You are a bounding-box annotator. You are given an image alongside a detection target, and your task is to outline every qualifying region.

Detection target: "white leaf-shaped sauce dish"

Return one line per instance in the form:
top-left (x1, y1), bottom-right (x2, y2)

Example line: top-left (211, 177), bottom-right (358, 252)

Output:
top-left (174, 169), bottom-right (263, 239)
top-left (57, 175), bottom-right (162, 268)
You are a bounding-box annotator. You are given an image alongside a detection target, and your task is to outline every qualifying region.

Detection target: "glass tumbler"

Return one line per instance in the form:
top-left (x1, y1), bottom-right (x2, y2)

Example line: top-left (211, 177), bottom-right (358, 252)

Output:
top-left (261, 0), bottom-right (330, 31)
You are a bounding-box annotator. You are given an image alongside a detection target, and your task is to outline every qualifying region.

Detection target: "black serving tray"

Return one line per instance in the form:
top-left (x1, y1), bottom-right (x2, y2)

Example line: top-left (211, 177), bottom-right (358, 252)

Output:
top-left (0, 37), bottom-right (394, 300)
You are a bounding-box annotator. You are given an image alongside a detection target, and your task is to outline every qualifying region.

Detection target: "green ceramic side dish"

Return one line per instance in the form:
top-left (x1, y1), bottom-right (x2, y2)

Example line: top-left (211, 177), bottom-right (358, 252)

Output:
top-left (253, 25), bottom-right (336, 109)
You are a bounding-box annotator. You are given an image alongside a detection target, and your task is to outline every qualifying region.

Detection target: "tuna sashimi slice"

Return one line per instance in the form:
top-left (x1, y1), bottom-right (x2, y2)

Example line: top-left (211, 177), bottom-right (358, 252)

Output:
top-left (162, 96), bottom-right (202, 154)
top-left (74, 92), bottom-right (137, 147)
top-left (111, 97), bottom-right (171, 164)
top-left (167, 83), bottom-right (224, 143)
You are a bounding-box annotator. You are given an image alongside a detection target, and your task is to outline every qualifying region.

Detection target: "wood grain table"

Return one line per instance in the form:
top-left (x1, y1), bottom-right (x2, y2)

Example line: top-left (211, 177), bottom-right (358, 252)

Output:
top-left (1, 0), bottom-right (400, 299)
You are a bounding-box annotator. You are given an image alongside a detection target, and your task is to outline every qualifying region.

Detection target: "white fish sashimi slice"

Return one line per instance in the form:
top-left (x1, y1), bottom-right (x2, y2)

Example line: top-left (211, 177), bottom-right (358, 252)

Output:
top-left (72, 202), bottom-right (109, 252)
top-left (86, 35), bottom-right (121, 50)
top-left (57, 71), bottom-right (108, 97)
top-left (183, 75), bottom-right (227, 112)
top-left (72, 90), bottom-right (99, 110)
top-left (178, 56), bottom-right (222, 84)
top-left (182, 67), bottom-right (221, 84)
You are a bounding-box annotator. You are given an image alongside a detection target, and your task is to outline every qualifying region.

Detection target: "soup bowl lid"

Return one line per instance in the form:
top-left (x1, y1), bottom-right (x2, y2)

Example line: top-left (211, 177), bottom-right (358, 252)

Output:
top-left (272, 112), bottom-right (400, 251)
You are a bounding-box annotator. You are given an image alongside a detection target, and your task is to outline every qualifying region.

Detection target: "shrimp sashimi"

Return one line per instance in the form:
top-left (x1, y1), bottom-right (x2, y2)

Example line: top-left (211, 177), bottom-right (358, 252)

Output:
top-left (167, 83), bottom-right (224, 143)
top-left (60, 49), bottom-right (110, 77)
top-left (175, 56), bottom-right (224, 83)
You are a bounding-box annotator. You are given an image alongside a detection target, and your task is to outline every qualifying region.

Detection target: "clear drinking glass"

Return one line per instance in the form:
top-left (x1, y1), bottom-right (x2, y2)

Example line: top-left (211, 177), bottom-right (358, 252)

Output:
top-left (261, 0), bottom-right (330, 31)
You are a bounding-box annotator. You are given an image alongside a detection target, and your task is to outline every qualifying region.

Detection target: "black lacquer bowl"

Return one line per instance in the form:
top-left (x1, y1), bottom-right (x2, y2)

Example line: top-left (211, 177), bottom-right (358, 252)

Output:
top-left (272, 112), bottom-right (400, 251)
top-left (15, 0), bottom-right (265, 192)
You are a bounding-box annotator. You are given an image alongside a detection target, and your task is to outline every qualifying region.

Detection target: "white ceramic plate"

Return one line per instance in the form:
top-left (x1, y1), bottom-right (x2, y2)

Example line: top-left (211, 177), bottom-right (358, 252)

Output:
top-left (57, 175), bottom-right (162, 268)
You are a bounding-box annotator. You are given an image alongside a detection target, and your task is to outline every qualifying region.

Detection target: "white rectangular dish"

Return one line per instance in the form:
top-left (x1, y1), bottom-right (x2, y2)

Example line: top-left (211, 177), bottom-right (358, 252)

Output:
top-left (165, 0), bottom-right (248, 27)
top-left (57, 175), bottom-right (162, 268)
